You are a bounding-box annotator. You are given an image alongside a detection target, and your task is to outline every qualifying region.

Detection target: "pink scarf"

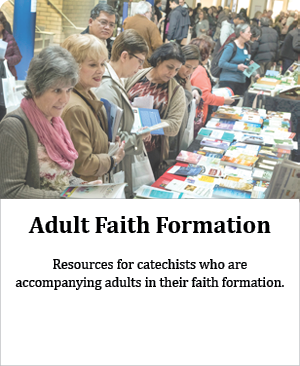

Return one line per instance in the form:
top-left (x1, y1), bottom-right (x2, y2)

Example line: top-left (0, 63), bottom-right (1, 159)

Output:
top-left (21, 98), bottom-right (78, 170)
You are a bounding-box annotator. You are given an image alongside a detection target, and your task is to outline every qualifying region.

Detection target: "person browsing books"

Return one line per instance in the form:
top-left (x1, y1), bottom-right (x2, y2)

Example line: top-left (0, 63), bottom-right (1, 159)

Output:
top-left (126, 42), bottom-right (186, 177)
top-left (61, 34), bottom-right (125, 184)
top-left (0, 46), bottom-right (81, 198)
top-left (218, 23), bottom-right (258, 97)
top-left (190, 36), bottom-right (234, 129)
top-left (94, 29), bottom-right (151, 197)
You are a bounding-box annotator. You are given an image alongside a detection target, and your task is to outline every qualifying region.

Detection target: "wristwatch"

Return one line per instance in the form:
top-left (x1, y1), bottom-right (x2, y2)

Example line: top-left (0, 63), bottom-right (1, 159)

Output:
top-left (112, 155), bottom-right (118, 167)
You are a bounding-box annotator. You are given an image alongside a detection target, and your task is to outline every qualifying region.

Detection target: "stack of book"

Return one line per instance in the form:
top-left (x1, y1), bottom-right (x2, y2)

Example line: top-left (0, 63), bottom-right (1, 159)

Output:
top-left (145, 105), bottom-right (297, 199)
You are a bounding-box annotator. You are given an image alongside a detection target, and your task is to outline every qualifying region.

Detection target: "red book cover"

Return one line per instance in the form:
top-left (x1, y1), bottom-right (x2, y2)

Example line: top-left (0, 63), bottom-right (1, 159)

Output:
top-left (152, 163), bottom-right (187, 190)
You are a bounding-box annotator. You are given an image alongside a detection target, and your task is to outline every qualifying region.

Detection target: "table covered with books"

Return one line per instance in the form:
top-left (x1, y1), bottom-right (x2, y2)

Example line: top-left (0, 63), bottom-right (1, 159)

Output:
top-left (134, 106), bottom-right (300, 199)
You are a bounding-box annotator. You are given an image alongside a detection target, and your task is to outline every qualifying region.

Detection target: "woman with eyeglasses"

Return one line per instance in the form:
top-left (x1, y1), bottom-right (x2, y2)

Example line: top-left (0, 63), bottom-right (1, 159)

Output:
top-left (94, 29), bottom-right (150, 198)
top-left (125, 42), bottom-right (186, 178)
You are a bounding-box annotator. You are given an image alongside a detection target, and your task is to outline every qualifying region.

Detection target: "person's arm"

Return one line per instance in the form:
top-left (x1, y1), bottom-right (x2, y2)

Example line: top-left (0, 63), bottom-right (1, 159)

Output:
top-left (280, 33), bottom-right (292, 59)
top-left (95, 81), bottom-right (144, 156)
top-left (0, 119), bottom-right (60, 198)
top-left (160, 86), bottom-right (186, 136)
top-left (251, 39), bottom-right (259, 60)
top-left (5, 38), bottom-right (22, 67)
top-left (63, 105), bottom-right (112, 178)
top-left (191, 67), bottom-right (225, 107)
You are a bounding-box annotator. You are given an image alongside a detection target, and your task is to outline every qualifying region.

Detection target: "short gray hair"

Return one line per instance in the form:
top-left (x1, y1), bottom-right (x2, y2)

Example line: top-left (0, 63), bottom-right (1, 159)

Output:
top-left (133, 1), bottom-right (151, 16)
top-left (234, 23), bottom-right (250, 37)
top-left (260, 16), bottom-right (270, 26)
top-left (24, 45), bottom-right (79, 99)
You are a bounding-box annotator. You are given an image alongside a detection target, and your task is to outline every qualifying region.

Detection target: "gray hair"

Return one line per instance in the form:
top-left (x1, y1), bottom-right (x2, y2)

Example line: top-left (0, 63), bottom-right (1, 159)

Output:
top-left (234, 23), bottom-right (250, 37)
top-left (133, 1), bottom-right (151, 16)
top-left (260, 16), bottom-right (270, 26)
top-left (24, 45), bottom-right (79, 99)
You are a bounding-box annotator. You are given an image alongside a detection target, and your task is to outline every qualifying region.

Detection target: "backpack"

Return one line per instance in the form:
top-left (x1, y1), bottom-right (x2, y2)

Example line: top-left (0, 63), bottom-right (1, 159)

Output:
top-left (292, 28), bottom-right (300, 53)
top-left (211, 41), bottom-right (238, 78)
top-left (210, 41), bottom-right (251, 78)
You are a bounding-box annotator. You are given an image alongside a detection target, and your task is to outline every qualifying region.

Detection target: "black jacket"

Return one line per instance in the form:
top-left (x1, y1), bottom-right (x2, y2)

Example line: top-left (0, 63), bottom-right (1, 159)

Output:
top-left (251, 26), bottom-right (279, 63)
top-left (167, 5), bottom-right (190, 41)
top-left (280, 29), bottom-right (300, 61)
top-left (81, 26), bottom-right (114, 59)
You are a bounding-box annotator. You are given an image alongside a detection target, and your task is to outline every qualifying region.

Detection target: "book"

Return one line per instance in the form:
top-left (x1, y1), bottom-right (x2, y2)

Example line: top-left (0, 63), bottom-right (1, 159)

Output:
top-left (193, 149), bottom-right (223, 159)
top-left (238, 134), bottom-right (264, 145)
top-left (252, 168), bottom-right (273, 181)
top-left (60, 183), bottom-right (127, 199)
top-left (251, 186), bottom-right (267, 199)
top-left (273, 138), bottom-right (294, 150)
top-left (218, 179), bottom-right (254, 192)
top-left (198, 128), bottom-right (235, 142)
top-left (100, 99), bottom-right (123, 142)
top-left (165, 179), bottom-right (214, 198)
top-left (200, 137), bottom-right (231, 150)
top-left (226, 142), bottom-right (261, 156)
top-left (233, 121), bottom-right (262, 134)
top-left (243, 62), bottom-right (260, 78)
top-left (131, 107), bottom-right (165, 135)
top-left (254, 157), bottom-right (279, 171)
top-left (206, 119), bottom-right (235, 130)
top-left (168, 165), bottom-right (202, 177)
top-left (176, 151), bottom-right (202, 165)
top-left (221, 154), bottom-right (258, 170)
top-left (212, 106), bottom-right (242, 121)
top-left (212, 185), bottom-right (251, 199)
top-left (258, 146), bottom-right (290, 160)
top-left (224, 166), bottom-right (254, 180)
top-left (135, 185), bottom-right (185, 199)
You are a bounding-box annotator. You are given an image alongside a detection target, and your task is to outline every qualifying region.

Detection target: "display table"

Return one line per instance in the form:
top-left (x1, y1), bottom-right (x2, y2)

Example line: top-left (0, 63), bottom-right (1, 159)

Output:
top-left (243, 91), bottom-right (300, 134)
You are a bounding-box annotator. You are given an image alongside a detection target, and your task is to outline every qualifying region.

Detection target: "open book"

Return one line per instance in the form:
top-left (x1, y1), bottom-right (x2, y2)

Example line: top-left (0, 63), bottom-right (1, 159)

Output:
top-left (131, 107), bottom-right (168, 135)
top-left (61, 183), bottom-right (127, 199)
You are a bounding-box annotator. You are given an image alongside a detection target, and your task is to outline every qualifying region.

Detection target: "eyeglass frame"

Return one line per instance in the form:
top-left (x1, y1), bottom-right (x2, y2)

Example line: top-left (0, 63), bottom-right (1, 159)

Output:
top-left (128, 53), bottom-right (145, 66)
top-left (96, 19), bottom-right (116, 29)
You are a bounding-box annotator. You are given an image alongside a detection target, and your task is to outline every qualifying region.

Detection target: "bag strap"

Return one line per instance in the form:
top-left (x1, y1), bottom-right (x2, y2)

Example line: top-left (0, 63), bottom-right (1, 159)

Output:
top-left (5, 114), bottom-right (29, 181)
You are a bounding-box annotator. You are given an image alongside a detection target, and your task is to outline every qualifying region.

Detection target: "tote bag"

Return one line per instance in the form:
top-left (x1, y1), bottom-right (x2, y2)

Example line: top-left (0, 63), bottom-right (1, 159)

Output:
top-left (132, 146), bottom-right (155, 192)
top-left (1, 60), bottom-right (19, 109)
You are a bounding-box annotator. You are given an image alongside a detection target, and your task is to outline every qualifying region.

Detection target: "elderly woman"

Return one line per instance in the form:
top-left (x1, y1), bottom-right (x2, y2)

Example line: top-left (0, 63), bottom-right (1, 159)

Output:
top-left (0, 46), bottom-right (79, 198)
top-left (61, 34), bottom-right (125, 184)
top-left (94, 29), bottom-right (150, 197)
top-left (125, 42), bottom-right (186, 177)
top-left (190, 37), bottom-right (234, 128)
top-left (218, 23), bottom-right (253, 97)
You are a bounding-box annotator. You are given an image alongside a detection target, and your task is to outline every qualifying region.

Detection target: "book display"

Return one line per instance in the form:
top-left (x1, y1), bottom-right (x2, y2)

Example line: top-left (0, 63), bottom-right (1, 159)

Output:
top-left (143, 105), bottom-right (299, 199)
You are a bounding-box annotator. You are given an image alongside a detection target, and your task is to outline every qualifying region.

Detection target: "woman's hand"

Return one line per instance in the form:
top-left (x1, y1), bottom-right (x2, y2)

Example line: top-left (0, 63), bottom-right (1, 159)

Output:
top-left (254, 73), bottom-right (260, 80)
top-left (113, 141), bottom-right (125, 165)
top-left (192, 89), bottom-right (201, 104)
top-left (114, 135), bottom-right (121, 146)
top-left (237, 64), bottom-right (248, 72)
top-left (249, 60), bottom-right (254, 65)
top-left (185, 75), bottom-right (192, 92)
top-left (224, 97), bottom-right (235, 105)
top-left (138, 127), bottom-right (151, 143)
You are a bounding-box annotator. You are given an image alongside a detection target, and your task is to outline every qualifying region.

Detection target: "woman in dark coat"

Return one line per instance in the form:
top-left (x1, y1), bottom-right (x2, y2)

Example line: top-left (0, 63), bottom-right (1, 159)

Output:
top-left (0, 18), bottom-right (22, 79)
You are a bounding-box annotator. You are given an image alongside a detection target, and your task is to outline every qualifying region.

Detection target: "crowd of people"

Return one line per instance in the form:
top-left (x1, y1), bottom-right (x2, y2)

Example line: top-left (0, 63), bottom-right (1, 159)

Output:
top-left (0, 1), bottom-right (299, 199)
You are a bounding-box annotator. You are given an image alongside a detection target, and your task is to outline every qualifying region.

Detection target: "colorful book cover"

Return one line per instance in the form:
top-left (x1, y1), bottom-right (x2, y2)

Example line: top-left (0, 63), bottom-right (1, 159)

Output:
top-left (221, 154), bottom-right (258, 169)
top-left (176, 151), bottom-right (202, 165)
top-left (252, 168), bottom-right (273, 181)
top-left (212, 185), bottom-right (251, 198)
top-left (206, 119), bottom-right (235, 130)
top-left (200, 138), bottom-right (230, 151)
top-left (233, 121), bottom-right (262, 134)
top-left (218, 179), bottom-right (254, 192)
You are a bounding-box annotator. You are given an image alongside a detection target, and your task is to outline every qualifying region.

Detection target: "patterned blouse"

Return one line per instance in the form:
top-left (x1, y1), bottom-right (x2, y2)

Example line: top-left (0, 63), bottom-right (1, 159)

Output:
top-left (37, 142), bottom-right (73, 192)
top-left (128, 75), bottom-right (169, 153)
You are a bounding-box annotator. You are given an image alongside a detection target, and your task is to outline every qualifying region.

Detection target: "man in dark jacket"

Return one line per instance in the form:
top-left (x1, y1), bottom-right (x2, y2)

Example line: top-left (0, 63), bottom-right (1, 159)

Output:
top-left (251, 17), bottom-right (278, 76)
top-left (167, 0), bottom-right (190, 44)
top-left (280, 19), bottom-right (300, 74)
top-left (81, 3), bottom-right (117, 59)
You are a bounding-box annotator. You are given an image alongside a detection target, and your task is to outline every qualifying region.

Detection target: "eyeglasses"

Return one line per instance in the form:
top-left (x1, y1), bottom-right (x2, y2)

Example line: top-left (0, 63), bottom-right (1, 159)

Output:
top-left (129, 53), bottom-right (145, 66)
top-left (97, 19), bottom-right (115, 29)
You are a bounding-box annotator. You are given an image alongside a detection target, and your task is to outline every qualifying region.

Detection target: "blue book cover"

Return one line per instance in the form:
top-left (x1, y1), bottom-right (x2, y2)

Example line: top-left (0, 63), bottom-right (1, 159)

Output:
top-left (138, 108), bottom-right (164, 135)
top-left (175, 166), bottom-right (202, 177)
top-left (212, 185), bottom-right (251, 199)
